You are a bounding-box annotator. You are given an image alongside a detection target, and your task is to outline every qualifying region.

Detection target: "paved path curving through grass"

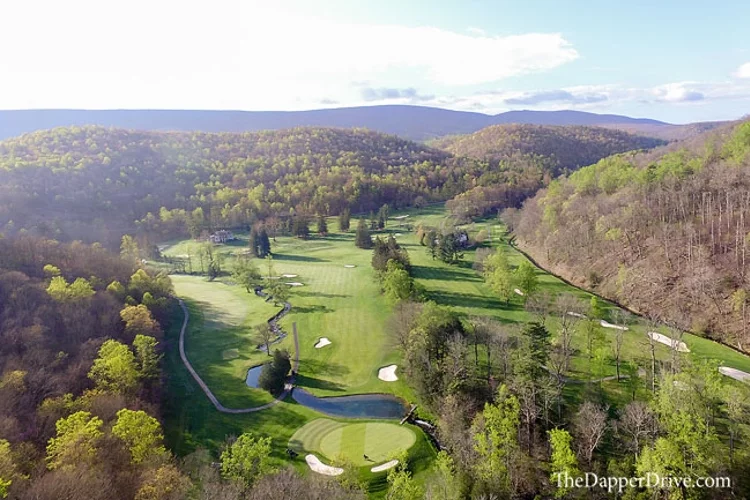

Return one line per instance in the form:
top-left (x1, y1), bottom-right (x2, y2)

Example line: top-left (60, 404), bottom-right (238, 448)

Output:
top-left (177, 295), bottom-right (298, 414)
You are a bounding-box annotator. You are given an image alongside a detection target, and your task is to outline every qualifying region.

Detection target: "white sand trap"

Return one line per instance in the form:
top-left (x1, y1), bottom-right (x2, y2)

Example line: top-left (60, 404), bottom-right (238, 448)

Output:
top-left (344, 264), bottom-right (356, 268)
top-left (371, 460), bottom-right (399, 473)
top-left (719, 366), bottom-right (750, 382)
top-left (600, 320), bottom-right (628, 331)
top-left (315, 337), bottom-right (332, 349)
top-left (514, 288), bottom-right (524, 296)
top-left (648, 332), bottom-right (689, 352)
top-left (395, 233), bottom-right (403, 236)
top-left (393, 215), bottom-right (409, 220)
top-left (285, 282), bottom-right (304, 287)
top-left (282, 274), bottom-right (298, 278)
top-left (567, 311), bottom-right (587, 319)
top-left (378, 365), bottom-right (398, 382)
top-left (305, 454), bottom-right (343, 476)
top-left (266, 276), bottom-right (281, 280)
top-left (221, 348), bottom-right (239, 360)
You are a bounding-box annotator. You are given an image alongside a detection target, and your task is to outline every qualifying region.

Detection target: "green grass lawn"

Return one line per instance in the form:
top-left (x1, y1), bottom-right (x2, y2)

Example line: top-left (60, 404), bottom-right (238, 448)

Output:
top-left (289, 418), bottom-right (417, 466)
top-left (170, 274), bottom-right (282, 407)
top-left (162, 204), bottom-right (750, 498)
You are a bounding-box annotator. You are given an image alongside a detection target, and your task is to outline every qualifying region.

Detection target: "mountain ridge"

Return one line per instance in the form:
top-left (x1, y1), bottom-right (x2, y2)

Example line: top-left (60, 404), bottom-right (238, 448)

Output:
top-left (0, 105), bottom-right (726, 142)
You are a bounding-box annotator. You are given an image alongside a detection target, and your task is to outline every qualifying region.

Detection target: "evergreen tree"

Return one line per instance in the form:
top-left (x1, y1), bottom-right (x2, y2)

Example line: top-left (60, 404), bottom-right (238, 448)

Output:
top-left (292, 216), bottom-right (310, 239)
top-left (338, 208), bottom-right (351, 232)
top-left (258, 228), bottom-right (271, 257)
top-left (355, 218), bottom-right (373, 249)
top-left (317, 214), bottom-right (328, 235)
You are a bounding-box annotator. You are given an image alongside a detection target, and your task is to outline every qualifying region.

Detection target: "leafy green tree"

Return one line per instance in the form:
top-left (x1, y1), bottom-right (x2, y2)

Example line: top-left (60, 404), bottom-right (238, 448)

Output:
top-left (386, 458), bottom-right (423, 500)
top-left (220, 433), bottom-right (275, 487)
top-left (88, 339), bottom-right (139, 394)
top-left (438, 233), bottom-right (464, 264)
top-left (232, 258), bottom-right (262, 292)
top-left (292, 216), bottom-right (310, 239)
top-left (377, 204), bottom-right (389, 229)
top-left (106, 280), bottom-right (126, 299)
top-left (355, 218), bottom-right (373, 249)
top-left (46, 411), bottom-right (103, 470)
top-left (120, 234), bottom-right (140, 261)
top-left (383, 260), bottom-right (415, 304)
top-left (514, 260), bottom-right (538, 296)
top-left (46, 276), bottom-right (95, 302)
top-left (484, 248), bottom-right (514, 303)
top-left (43, 264), bottom-right (61, 277)
top-left (427, 451), bottom-right (462, 500)
top-left (548, 428), bottom-right (581, 498)
top-left (472, 384), bottom-right (521, 494)
top-left (133, 334), bottom-right (160, 380)
top-left (0, 440), bottom-right (16, 499)
top-left (588, 296), bottom-right (606, 319)
top-left (338, 208), bottom-right (351, 232)
top-left (269, 282), bottom-right (291, 306)
top-left (112, 409), bottom-right (167, 465)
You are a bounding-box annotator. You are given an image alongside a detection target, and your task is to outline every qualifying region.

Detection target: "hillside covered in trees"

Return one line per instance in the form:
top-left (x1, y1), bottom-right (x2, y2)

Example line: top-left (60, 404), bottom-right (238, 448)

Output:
top-left (0, 125), bottom-right (666, 248)
top-left (509, 120), bottom-right (750, 351)
top-left (431, 124), bottom-right (664, 169)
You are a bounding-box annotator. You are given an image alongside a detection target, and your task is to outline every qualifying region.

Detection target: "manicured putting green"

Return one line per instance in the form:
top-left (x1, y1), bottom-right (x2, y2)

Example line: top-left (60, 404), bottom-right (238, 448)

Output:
top-left (289, 418), bottom-right (416, 466)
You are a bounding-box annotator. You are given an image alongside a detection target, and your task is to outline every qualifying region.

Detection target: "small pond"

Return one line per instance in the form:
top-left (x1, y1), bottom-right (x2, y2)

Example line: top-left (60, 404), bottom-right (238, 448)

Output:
top-left (245, 364), bottom-right (266, 388)
top-left (290, 388), bottom-right (408, 419)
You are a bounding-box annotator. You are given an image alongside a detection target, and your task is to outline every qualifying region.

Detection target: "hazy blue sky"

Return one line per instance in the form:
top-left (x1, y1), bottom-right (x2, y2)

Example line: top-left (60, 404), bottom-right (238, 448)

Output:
top-left (2, 0), bottom-right (749, 122)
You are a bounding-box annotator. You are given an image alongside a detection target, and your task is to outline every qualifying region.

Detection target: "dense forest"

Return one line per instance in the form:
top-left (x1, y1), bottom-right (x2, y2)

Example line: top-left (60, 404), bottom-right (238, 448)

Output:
top-left (0, 125), bottom-right (666, 249)
top-left (509, 120), bottom-right (750, 351)
top-left (438, 125), bottom-right (663, 221)
top-left (431, 124), bottom-right (664, 168)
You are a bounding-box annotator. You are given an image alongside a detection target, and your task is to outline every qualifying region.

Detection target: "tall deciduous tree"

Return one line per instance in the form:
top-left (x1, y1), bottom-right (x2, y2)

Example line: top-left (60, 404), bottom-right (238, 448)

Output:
top-left (46, 411), bottom-right (103, 470)
top-left (220, 433), bottom-right (275, 487)
top-left (88, 340), bottom-right (139, 394)
top-left (112, 409), bottom-right (167, 465)
top-left (548, 428), bottom-right (580, 498)
top-left (133, 334), bottom-right (161, 380)
top-left (514, 260), bottom-right (538, 297)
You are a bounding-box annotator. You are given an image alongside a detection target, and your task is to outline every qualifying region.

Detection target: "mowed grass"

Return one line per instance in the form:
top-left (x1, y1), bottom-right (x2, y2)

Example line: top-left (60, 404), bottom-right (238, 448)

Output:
top-left (390, 206), bottom-right (750, 388)
top-left (289, 418), bottom-right (417, 466)
top-left (170, 274), bottom-right (282, 407)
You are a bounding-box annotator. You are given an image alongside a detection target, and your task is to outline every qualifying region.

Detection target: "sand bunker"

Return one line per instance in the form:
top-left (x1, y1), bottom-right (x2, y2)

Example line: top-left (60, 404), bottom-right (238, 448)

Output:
top-left (371, 460), bottom-right (399, 473)
top-left (314, 337), bottom-right (332, 349)
top-left (344, 264), bottom-right (356, 268)
top-left (305, 454), bottom-right (343, 476)
top-left (378, 365), bottom-right (398, 382)
top-left (286, 282), bottom-right (304, 286)
top-left (266, 276), bottom-right (281, 280)
top-left (282, 274), bottom-right (298, 278)
top-left (221, 348), bottom-right (239, 360)
top-left (394, 233), bottom-right (403, 236)
top-left (392, 215), bottom-right (409, 220)
top-left (648, 332), bottom-right (690, 352)
top-left (567, 312), bottom-right (587, 319)
top-left (514, 288), bottom-right (524, 296)
top-left (600, 320), bottom-right (628, 331)
top-left (719, 366), bottom-right (750, 382)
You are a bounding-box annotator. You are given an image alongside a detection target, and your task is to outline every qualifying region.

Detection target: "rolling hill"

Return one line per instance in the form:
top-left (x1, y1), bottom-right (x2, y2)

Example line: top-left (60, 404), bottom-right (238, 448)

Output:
top-left (0, 106), bottom-right (728, 142)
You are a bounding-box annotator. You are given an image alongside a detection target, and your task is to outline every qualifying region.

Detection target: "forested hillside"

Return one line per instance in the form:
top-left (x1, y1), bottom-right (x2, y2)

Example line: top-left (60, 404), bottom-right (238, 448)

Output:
top-left (510, 120), bottom-right (750, 351)
top-left (0, 126), bottom-right (469, 246)
top-left (0, 125), bottom-right (665, 249)
top-left (440, 125), bottom-right (663, 221)
top-left (431, 124), bottom-right (664, 167)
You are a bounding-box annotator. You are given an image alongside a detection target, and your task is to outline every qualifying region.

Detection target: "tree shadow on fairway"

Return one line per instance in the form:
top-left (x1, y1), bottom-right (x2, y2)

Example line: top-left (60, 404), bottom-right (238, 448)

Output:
top-left (291, 304), bottom-right (333, 314)
top-left (425, 289), bottom-right (511, 311)
top-left (273, 253), bottom-right (329, 263)
top-left (294, 373), bottom-right (346, 392)
top-left (410, 265), bottom-right (482, 283)
top-left (294, 290), bottom-right (350, 299)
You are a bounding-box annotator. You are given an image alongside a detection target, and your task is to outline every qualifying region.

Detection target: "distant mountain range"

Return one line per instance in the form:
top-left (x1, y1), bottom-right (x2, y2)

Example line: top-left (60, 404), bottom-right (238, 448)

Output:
top-left (0, 106), bottom-right (729, 142)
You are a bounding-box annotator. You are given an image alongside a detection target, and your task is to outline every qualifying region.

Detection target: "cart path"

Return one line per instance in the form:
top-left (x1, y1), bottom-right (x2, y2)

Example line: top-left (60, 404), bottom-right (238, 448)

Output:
top-left (177, 295), bottom-right (298, 414)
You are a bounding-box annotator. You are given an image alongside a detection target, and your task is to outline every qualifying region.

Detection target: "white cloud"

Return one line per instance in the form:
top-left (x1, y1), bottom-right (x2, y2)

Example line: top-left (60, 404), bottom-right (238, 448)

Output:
top-left (0, 0), bottom-right (578, 109)
top-left (651, 82), bottom-right (705, 102)
top-left (735, 62), bottom-right (750, 79)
